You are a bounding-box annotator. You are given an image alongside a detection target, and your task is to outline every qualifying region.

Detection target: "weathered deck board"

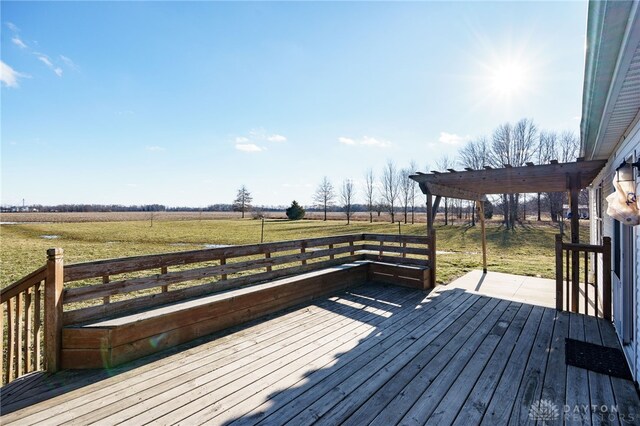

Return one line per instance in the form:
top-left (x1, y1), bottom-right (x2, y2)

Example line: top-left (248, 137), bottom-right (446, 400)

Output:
top-left (6, 285), bottom-right (407, 425)
top-left (583, 314), bottom-right (620, 426)
top-left (231, 289), bottom-right (465, 426)
top-left (93, 288), bottom-right (417, 425)
top-left (318, 296), bottom-right (499, 426)
top-left (174, 290), bottom-right (457, 425)
top-left (539, 310), bottom-right (570, 426)
top-left (399, 300), bottom-right (515, 425)
top-left (451, 304), bottom-right (535, 425)
top-left (1, 282), bottom-right (638, 426)
top-left (597, 318), bottom-right (640, 424)
top-left (254, 292), bottom-right (480, 426)
top-left (479, 305), bottom-right (545, 424)
top-left (424, 303), bottom-right (531, 425)
top-left (566, 314), bottom-right (593, 425)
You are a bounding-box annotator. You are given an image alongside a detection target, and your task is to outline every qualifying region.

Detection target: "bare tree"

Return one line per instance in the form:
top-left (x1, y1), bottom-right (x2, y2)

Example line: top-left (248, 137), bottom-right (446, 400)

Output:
top-left (340, 179), bottom-right (356, 225)
top-left (380, 161), bottom-right (400, 223)
top-left (459, 137), bottom-right (489, 170)
top-left (233, 185), bottom-right (253, 219)
top-left (399, 167), bottom-right (413, 224)
top-left (539, 131), bottom-right (579, 223)
top-left (409, 160), bottom-right (419, 224)
top-left (489, 119), bottom-right (537, 229)
top-left (313, 176), bottom-right (335, 221)
top-left (536, 131), bottom-right (557, 221)
top-left (435, 155), bottom-right (454, 225)
top-left (458, 138), bottom-right (489, 226)
top-left (364, 169), bottom-right (375, 223)
top-left (375, 199), bottom-right (385, 218)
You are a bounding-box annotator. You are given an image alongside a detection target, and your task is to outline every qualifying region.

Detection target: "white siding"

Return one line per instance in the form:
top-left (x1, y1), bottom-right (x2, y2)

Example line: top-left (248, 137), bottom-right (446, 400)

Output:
top-left (589, 118), bottom-right (640, 381)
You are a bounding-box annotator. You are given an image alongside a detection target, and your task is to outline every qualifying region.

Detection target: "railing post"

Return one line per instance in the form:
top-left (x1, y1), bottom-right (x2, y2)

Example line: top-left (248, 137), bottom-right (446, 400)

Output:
top-left (555, 234), bottom-right (564, 311)
top-left (602, 236), bottom-right (612, 321)
top-left (45, 248), bottom-right (64, 373)
top-left (430, 229), bottom-right (437, 287)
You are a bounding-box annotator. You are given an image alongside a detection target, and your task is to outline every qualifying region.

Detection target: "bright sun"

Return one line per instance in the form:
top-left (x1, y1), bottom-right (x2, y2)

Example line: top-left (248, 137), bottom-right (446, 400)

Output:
top-left (489, 62), bottom-right (528, 97)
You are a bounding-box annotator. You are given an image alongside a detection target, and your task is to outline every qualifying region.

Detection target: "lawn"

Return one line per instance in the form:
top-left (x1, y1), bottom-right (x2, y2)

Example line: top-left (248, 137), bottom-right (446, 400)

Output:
top-left (0, 216), bottom-right (579, 289)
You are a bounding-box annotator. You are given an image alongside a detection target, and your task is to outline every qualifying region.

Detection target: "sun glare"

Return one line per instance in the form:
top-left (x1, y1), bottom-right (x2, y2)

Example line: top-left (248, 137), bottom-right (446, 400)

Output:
top-left (489, 62), bottom-right (528, 97)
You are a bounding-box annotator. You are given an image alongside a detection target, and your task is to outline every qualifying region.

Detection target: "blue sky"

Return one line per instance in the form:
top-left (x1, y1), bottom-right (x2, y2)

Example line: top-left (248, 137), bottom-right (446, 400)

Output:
top-left (1, 1), bottom-right (587, 207)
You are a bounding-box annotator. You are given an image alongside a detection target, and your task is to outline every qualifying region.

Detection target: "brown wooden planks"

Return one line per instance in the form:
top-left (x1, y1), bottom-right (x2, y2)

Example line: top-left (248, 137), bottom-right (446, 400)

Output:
top-left (597, 318), bottom-right (639, 424)
top-left (52, 287), bottom-right (413, 425)
top-left (63, 234), bottom-right (365, 282)
top-left (0, 267), bottom-right (46, 304)
top-left (565, 314), bottom-right (591, 424)
top-left (3, 287), bottom-right (392, 422)
top-left (583, 314), bottom-right (620, 425)
top-left (61, 265), bottom-right (368, 368)
top-left (63, 256), bottom-right (365, 325)
top-left (63, 245), bottom-right (361, 304)
top-left (478, 305), bottom-right (545, 424)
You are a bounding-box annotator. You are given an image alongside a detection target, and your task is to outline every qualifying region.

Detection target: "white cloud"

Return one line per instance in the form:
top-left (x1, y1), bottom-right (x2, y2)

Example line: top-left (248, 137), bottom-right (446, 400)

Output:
top-left (438, 132), bottom-right (470, 145)
top-left (361, 136), bottom-right (390, 147)
top-left (6, 22), bottom-right (19, 32)
top-left (35, 54), bottom-right (63, 77)
top-left (146, 146), bottom-right (166, 152)
top-left (59, 55), bottom-right (78, 70)
top-left (0, 61), bottom-right (26, 88)
top-left (338, 137), bottom-right (356, 145)
top-left (236, 143), bottom-right (264, 152)
top-left (267, 134), bottom-right (287, 142)
top-left (12, 36), bottom-right (27, 49)
top-left (233, 130), bottom-right (284, 152)
top-left (338, 135), bottom-right (390, 148)
top-left (36, 55), bottom-right (53, 67)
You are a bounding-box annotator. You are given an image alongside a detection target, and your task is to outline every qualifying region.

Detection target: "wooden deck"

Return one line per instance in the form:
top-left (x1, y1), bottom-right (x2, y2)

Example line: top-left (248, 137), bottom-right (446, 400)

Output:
top-left (1, 283), bottom-right (638, 425)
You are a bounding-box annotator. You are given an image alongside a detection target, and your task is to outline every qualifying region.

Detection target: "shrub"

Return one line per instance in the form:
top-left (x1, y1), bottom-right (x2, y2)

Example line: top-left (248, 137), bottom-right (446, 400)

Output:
top-left (285, 200), bottom-right (305, 220)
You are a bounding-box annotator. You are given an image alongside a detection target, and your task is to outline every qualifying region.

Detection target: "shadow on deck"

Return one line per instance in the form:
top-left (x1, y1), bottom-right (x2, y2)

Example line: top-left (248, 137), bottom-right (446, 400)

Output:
top-left (1, 283), bottom-right (639, 425)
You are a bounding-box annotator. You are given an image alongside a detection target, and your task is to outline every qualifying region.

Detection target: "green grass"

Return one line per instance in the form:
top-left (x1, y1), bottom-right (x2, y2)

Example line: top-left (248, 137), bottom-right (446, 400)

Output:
top-left (1, 218), bottom-right (581, 288)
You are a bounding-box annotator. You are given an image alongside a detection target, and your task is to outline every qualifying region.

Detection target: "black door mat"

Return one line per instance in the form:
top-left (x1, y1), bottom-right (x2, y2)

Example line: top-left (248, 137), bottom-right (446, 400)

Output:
top-left (565, 338), bottom-right (632, 380)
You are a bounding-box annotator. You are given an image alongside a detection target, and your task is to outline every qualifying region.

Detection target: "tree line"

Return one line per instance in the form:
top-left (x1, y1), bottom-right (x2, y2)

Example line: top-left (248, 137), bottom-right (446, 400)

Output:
top-left (5, 118), bottom-right (579, 225)
top-left (241, 118), bottom-right (581, 227)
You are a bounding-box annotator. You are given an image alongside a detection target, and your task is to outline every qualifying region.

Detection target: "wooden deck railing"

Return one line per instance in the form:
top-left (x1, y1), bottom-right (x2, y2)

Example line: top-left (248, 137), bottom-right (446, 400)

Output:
top-left (0, 248), bottom-right (64, 385)
top-left (555, 234), bottom-right (611, 320)
top-left (2, 233), bottom-right (433, 385)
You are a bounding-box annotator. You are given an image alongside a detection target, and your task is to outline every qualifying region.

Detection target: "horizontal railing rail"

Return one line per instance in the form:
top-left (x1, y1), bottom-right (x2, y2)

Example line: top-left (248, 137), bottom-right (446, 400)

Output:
top-left (555, 234), bottom-right (611, 320)
top-left (2, 232), bottom-right (434, 385)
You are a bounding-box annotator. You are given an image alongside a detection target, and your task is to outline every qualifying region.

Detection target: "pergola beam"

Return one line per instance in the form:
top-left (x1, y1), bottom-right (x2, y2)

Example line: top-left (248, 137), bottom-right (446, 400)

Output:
top-left (425, 183), bottom-right (487, 202)
top-left (410, 160), bottom-right (606, 195)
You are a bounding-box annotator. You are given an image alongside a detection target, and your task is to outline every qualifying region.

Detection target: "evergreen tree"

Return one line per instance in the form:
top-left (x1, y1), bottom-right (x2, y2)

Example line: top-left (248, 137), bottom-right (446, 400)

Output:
top-left (285, 200), bottom-right (305, 220)
top-left (233, 185), bottom-right (253, 218)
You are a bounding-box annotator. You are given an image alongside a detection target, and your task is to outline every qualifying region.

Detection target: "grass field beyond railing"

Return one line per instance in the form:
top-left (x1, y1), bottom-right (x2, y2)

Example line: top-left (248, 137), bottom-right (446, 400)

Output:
top-left (1, 217), bottom-right (588, 289)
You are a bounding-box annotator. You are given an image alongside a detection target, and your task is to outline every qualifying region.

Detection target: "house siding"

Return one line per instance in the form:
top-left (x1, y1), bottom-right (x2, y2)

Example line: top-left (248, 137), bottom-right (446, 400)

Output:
top-left (589, 117), bottom-right (640, 382)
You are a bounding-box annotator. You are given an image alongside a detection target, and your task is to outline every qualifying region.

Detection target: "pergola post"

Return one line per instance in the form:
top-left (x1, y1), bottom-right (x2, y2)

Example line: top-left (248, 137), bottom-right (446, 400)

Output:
top-left (477, 200), bottom-right (487, 274)
top-left (426, 193), bottom-right (433, 234)
top-left (568, 173), bottom-right (581, 312)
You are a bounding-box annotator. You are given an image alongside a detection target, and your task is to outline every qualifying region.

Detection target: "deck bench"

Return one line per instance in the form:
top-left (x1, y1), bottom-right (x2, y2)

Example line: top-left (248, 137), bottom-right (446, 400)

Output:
top-left (61, 261), bottom-right (370, 369)
top-left (60, 258), bottom-right (431, 369)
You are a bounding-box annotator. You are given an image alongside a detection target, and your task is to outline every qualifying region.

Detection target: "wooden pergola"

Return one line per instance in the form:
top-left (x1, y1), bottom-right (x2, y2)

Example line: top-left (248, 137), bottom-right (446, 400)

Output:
top-left (410, 159), bottom-right (607, 273)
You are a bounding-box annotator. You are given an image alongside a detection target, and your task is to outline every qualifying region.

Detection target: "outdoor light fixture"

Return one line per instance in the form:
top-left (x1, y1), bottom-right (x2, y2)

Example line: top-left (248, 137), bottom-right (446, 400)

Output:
top-left (607, 159), bottom-right (640, 226)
